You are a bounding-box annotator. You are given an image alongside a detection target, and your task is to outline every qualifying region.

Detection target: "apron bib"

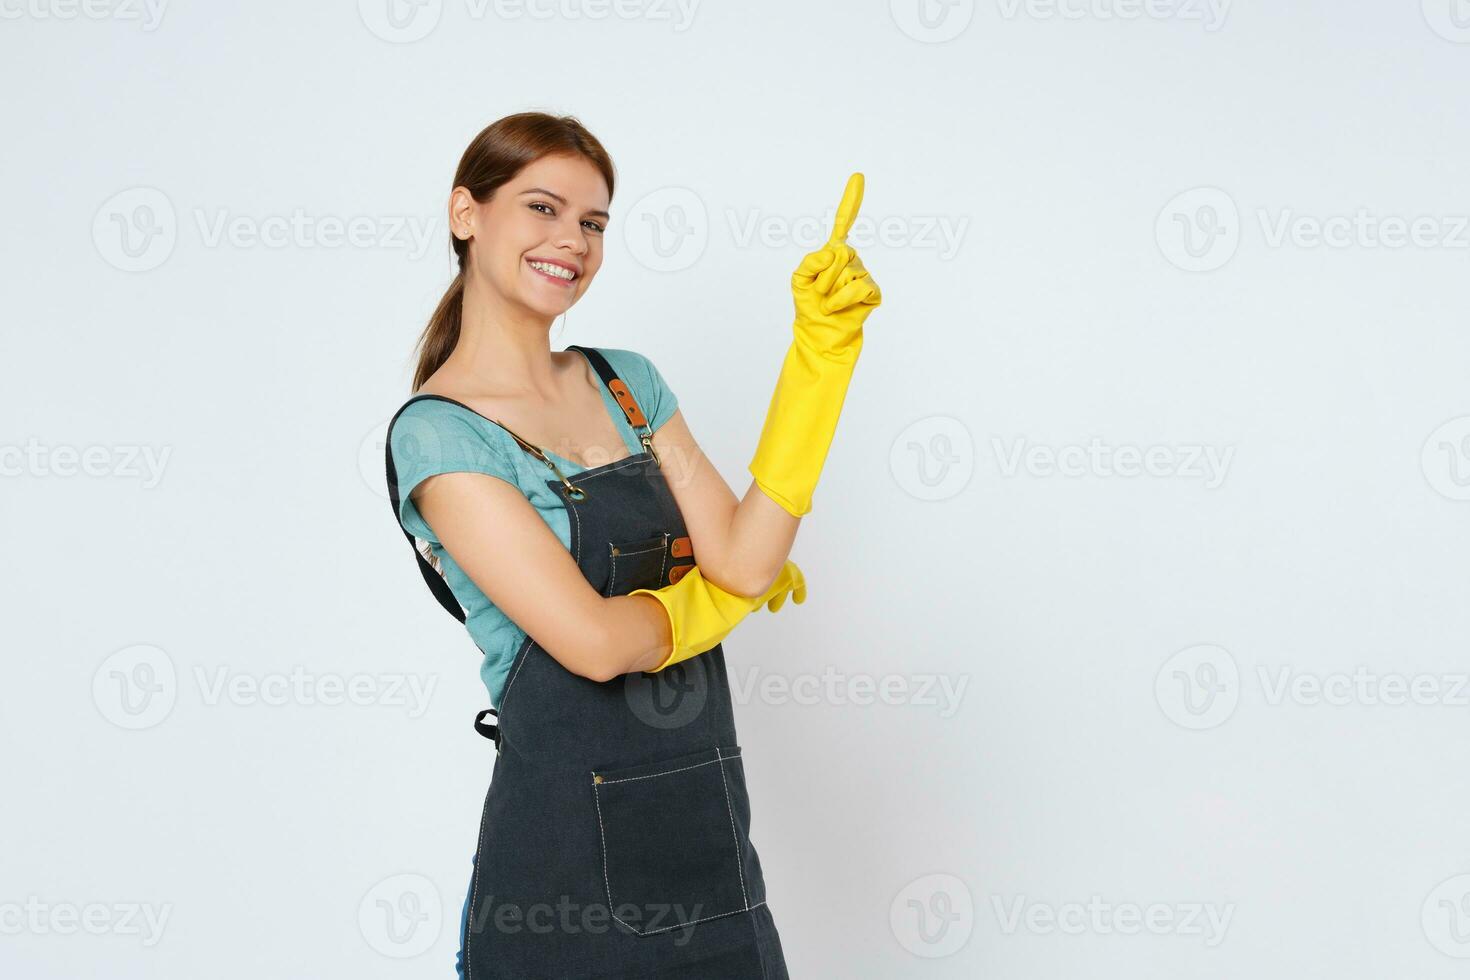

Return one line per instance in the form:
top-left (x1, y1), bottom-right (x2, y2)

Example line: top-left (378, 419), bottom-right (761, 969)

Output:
top-left (386, 346), bottom-right (790, 979)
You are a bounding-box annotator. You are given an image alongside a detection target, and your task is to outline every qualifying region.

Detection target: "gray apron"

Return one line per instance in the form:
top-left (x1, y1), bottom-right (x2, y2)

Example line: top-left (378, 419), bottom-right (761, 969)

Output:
top-left (386, 345), bottom-right (790, 978)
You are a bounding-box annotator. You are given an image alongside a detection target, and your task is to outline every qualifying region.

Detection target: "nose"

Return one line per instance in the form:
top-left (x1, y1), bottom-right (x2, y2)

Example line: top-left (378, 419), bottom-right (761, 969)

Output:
top-left (553, 214), bottom-right (590, 254)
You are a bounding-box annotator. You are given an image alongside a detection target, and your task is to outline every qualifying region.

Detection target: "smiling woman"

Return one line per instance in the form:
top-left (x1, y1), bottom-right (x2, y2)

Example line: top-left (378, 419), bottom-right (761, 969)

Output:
top-left (380, 112), bottom-right (819, 980)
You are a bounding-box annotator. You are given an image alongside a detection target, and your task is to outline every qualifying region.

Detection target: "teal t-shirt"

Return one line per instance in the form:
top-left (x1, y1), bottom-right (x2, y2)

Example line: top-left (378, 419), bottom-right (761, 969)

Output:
top-left (388, 347), bottom-right (679, 709)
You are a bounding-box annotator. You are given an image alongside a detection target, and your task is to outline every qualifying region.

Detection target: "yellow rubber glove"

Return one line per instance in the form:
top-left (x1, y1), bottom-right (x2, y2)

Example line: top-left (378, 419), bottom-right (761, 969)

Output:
top-left (748, 172), bottom-right (883, 517)
top-left (630, 560), bottom-right (807, 673)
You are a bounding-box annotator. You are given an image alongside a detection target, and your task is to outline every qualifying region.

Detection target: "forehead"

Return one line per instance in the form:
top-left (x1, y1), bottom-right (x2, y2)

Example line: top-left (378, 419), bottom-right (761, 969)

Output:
top-left (511, 154), bottom-right (610, 209)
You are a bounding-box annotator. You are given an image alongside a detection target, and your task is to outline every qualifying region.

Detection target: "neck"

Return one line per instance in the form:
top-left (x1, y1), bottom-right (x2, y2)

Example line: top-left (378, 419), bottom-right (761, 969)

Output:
top-left (447, 269), bottom-right (563, 399)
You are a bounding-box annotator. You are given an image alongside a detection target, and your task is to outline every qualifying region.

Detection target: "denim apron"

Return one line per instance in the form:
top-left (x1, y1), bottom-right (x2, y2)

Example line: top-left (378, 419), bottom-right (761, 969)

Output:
top-left (385, 346), bottom-right (790, 979)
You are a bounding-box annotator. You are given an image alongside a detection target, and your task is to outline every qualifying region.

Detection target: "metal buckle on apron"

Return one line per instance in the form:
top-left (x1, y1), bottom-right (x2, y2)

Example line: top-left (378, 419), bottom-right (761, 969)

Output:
top-left (495, 420), bottom-right (588, 500)
top-left (638, 425), bottom-right (660, 466)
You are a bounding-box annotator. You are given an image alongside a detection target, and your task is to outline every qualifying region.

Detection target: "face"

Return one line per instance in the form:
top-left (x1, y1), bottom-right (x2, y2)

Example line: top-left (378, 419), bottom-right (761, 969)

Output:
top-left (450, 153), bottom-right (610, 320)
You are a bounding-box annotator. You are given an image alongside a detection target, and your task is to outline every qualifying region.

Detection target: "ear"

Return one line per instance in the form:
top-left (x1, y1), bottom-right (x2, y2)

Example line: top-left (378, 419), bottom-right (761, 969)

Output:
top-left (449, 186), bottom-right (477, 242)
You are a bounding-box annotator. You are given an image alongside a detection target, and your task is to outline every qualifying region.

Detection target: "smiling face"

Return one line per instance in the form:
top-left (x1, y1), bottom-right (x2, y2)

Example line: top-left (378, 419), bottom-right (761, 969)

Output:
top-left (450, 152), bottom-right (610, 319)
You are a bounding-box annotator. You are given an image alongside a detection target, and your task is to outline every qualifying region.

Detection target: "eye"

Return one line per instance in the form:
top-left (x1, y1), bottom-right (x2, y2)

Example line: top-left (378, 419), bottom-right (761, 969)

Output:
top-left (529, 201), bottom-right (605, 234)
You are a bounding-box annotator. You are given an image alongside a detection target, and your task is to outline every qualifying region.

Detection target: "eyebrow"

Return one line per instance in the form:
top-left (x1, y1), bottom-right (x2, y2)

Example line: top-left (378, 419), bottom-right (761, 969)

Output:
top-left (519, 187), bottom-right (611, 220)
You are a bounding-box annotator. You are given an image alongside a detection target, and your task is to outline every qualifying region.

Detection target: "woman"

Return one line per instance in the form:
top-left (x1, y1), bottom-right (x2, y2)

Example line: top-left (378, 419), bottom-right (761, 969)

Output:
top-left (383, 112), bottom-right (881, 979)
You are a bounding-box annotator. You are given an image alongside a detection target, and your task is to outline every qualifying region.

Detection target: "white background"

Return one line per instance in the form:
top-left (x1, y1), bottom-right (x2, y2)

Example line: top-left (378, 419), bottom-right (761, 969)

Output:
top-left (3, 1), bottom-right (1469, 977)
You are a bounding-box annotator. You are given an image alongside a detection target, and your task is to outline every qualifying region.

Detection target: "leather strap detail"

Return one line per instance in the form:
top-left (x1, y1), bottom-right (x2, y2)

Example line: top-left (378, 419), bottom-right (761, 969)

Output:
top-left (607, 378), bottom-right (649, 428)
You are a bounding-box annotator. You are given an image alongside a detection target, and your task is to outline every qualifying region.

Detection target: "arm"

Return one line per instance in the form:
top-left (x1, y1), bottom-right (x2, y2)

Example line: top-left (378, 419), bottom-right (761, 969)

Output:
top-left (650, 173), bottom-right (881, 599)
top-left (410, 471), bottom-right (672, 682)
top-left (649, 407), bottom-right (799, 600)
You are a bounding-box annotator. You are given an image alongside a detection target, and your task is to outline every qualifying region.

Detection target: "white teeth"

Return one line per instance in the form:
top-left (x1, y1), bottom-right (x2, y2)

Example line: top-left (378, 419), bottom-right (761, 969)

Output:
top-left (529, 260), bottom-right (576, 281)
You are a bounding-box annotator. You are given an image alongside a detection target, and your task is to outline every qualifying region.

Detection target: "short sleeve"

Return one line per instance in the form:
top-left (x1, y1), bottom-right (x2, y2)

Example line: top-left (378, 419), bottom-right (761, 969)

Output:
top-left (601, 347), bottom-right (679, 433)
top-left (387, 400), bottom-right (514, 545)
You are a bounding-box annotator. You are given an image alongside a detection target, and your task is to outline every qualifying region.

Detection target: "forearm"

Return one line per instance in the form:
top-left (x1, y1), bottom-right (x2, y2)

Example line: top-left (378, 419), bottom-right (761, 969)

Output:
top-left (590, 593), bottom-right (675, 679)
top-left (713, 480), bottom-right (801, 597)
top-left (594, 562), bottom-right (808, 680)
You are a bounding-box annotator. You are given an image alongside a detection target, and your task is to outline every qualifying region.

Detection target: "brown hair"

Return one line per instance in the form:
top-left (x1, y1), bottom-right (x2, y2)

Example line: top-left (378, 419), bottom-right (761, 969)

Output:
top-left (410, 112), bottom-right (616, 392)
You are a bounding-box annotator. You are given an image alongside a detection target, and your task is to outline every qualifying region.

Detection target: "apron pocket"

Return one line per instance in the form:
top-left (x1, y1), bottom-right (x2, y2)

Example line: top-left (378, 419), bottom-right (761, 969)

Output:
top-left (604, 533), bottom-right (670, 596)
top-left (590, 744), bottom-right (764, 936)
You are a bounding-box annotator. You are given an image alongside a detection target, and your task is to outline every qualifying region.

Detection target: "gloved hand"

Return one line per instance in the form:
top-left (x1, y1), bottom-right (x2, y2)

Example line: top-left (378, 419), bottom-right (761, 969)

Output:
top-left (748, 172), bottom-right (883, 517)
top-left (630, 560), bottom-right (807, 672)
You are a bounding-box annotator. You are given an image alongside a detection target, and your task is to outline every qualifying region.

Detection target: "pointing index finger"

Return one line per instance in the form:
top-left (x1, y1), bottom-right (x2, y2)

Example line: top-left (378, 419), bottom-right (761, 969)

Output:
top-left (828, 172), bottom-right (864, 245)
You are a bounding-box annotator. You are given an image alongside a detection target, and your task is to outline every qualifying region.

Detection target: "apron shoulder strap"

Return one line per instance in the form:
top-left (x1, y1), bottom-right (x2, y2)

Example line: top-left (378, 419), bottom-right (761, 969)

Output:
top-left (565, 345), bottom-right (651, 432)
top-left (565, 345), bottom-right (657, 461)
top-left (384, 394), bottom-right (470, 624)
